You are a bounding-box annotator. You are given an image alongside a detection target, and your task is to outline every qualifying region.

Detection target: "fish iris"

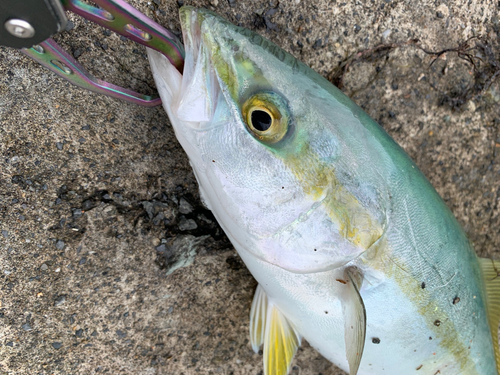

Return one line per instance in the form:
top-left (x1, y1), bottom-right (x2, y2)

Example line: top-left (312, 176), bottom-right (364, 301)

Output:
top-left (242, 91), bottom-right (290, 144)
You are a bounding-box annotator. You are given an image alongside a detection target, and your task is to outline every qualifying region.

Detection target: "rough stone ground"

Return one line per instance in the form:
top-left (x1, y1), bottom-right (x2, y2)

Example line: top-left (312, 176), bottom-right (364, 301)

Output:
top-left (0, 0), bottom-right (499, 374)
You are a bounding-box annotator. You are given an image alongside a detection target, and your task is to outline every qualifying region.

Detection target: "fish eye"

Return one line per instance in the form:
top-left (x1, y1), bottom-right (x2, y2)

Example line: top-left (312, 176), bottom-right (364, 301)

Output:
top-left (250, 109), bottom-right (272, 131)
top-left (242, 91), bottom-right (290, 144)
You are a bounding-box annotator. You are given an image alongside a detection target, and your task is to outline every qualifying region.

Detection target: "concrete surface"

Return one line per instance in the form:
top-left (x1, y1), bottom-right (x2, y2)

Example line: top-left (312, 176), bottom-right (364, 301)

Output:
top-left (0, 0), bottom-right (499, 374)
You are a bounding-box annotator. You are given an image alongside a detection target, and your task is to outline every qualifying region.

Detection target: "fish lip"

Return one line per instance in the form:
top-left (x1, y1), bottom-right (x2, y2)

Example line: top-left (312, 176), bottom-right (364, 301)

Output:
top-left (174, 7), bottom-right (222, 126)
top-left (178, 7), bottom-right (203, 69)
top-left (179, 6), bottom-right (234, 86)
top-left (179, 6), bottom-right (222, 43)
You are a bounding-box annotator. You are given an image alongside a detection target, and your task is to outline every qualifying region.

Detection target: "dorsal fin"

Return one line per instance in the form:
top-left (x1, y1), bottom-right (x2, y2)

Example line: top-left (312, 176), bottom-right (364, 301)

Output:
top-left (249, 284), bottom-right (301, 375)
top-left (479, 257), bottom-right (500, 374)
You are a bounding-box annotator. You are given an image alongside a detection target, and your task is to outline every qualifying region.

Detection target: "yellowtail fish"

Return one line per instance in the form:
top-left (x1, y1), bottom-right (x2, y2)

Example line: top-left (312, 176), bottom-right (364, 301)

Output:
top-left (147, 7), bottom-right (500, 375)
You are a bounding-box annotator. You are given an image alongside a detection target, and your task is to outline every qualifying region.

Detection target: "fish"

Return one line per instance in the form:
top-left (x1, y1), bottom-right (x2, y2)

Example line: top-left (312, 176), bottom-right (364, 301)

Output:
top-left (147, 6), bottom-right (500, 375)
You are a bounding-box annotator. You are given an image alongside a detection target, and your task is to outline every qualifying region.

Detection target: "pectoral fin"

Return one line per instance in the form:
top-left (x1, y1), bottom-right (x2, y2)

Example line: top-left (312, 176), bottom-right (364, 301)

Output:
top-left (341, 266), bottom-right (367, 375)
top-left (249, 284), bottom-right (301, 375)
top-left (479, 257), bottom-right (500, 373)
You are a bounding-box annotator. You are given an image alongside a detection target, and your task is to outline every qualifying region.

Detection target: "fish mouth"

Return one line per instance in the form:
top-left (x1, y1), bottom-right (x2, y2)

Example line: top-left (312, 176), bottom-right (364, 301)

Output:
top-left (178, 7), bottom-right (203, 61)
top-left (179, 7), bottom-right (230, 55)
top-left (179, 7), bottom-right (247, 103)
top-left (173, 7), bottom-right (221, 125)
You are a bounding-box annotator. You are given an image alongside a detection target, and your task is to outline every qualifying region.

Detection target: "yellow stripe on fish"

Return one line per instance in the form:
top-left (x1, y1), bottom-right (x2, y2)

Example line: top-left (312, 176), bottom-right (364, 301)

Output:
top-left (282, 141), bottom-right (383, 250)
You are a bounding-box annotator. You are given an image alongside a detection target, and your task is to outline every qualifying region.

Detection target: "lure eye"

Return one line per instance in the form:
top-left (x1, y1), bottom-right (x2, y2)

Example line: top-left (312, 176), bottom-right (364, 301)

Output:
top-left (242, 91), bottom-right (290, 144)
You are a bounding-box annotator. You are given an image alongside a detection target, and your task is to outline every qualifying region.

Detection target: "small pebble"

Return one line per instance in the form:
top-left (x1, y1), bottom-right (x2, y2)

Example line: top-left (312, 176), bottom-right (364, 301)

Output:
top-left (65, 21), bottom-right (75, 31)
top-left (178, 218), bottom-right (198, 231)
top-left (153, 212), bottom-right (164, 225)
top-left (40, 263), bottom-right (48, 271)
top-left (55, 240), bottom-right (65, 250)
top-left (116, 329), bottom-right (127, 338)
top-left (156, 244), bottom-right (166, 253)
top-left (54, 295), bottom-right (66, 306)
top-left (179, 198), bottom-right (194, 214)
top-left (82, 200), bottom-right (93, 210)
top-left (51, 342), bottom-right (62, 349)
top-left (102, 205), bottom-right (117, 217)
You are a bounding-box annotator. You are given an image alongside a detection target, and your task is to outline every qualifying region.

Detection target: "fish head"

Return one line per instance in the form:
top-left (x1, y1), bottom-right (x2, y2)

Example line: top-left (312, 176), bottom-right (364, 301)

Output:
top-left (148, 7), bottom-right (389, 273)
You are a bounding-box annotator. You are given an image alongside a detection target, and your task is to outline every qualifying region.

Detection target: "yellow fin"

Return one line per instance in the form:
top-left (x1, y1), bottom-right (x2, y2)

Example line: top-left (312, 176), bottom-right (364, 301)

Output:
top-left (479, 257), bottom-right (500, 373)
top-left (249, 284), bottom-right (268, 353)
top-left (263, 302), bottom-right (301, 375)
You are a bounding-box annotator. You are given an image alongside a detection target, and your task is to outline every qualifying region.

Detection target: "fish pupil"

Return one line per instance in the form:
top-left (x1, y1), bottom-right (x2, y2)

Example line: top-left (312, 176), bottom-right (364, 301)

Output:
top-left (251, 110), bottom-right (272, 131)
